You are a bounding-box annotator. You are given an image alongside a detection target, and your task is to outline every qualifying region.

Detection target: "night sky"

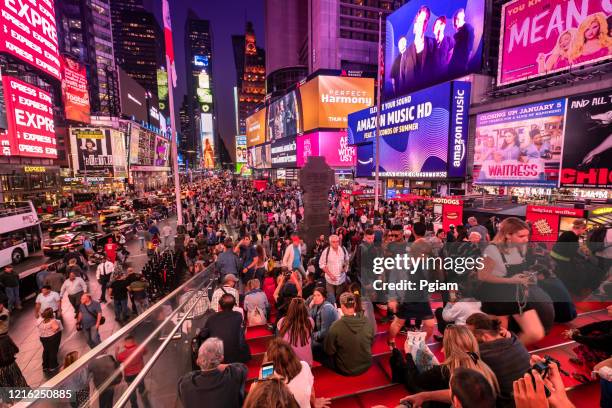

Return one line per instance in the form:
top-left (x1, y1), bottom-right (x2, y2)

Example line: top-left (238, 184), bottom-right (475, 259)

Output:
top-left (147, 0), bottom-right (265, 153)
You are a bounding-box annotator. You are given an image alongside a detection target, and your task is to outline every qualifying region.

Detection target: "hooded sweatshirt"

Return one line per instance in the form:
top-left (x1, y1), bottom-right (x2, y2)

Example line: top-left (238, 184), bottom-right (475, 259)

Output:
top-left (324, 314), bottom-right (374, 376)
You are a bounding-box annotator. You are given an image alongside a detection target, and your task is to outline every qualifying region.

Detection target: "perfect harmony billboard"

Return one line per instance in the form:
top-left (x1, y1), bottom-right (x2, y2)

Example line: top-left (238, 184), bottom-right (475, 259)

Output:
top-left (348, 81), bottom-right (470, 178)
top-left (498, 0), bottom-right (612, 86)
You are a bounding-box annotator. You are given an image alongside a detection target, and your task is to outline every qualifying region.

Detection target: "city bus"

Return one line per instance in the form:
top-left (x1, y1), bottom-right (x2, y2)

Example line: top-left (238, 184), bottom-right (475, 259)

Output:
top-left (0, 201), bottom-right (42, 268)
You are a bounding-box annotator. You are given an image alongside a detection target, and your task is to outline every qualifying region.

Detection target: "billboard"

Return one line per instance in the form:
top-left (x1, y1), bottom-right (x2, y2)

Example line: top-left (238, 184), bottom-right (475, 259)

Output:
top-left (384, 0), bottom-right (484, 100)
top-left (1, 76), bottom-right (57, 158)
top-left (267, 90), bottom-right (301, 142)
top-left (246, 108), bottom-right (266, 147)
top-left (201, 112), bottom-right (215, 168)
top-left (297, 131), bottom-right (357, 168)
top-left (271, 136), bottom-right (297, 168)
top-left (498, 0), bottom-right (612, 86)
top-left (356, 143), bottom-right (374, 178)
top-left (0, 70), bottom-right (6, 130)
top-left (0, 0), bottom-right (61, 80)
top-left (62, 57), bottom-right (90, 123)
top-left (248, 144), bottom-right (271, 169)
top-left (526, 205), bottom-right (585, 242)
top-left (69, 127), bottom-right (114, 176)
top-left (128, 123), bottom-right (156, 166)
top-left (300, 76), bottom-right (375, 131)
top-left (348, 81), bottom-right (470, 178)
top-left (474, 99), bottom-right (566, 187)
top-left (196, 66), bottom-right (213, 114)
top-left (561, 89), bottom-right (612, 188)
top-left (118, 68), bottom-right (148, 123)
top-left (236, 135), bottom-right (247, 163)
top-left (154, 136), bottom-right (169, 167)
top-left (157, 68), bottom-right (168, 112)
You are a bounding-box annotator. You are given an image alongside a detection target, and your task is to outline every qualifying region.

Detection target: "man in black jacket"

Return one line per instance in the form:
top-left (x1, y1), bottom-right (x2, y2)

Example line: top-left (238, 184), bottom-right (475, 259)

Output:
top-left (199, 294), bottom-right (250, 363)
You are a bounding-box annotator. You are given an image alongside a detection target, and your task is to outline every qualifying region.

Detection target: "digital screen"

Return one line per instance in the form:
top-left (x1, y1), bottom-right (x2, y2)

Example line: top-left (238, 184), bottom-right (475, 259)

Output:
top-left (267, 91), bottom-right (301, 142)
top-left (300, 76), bottom-right (375, 131)
top-left (194, 55), bottom-right (209, 67)
top-left (249, 144), bottom-right (271, 169)
top-left (0, 0), bottom-right (61, 80)
top-left (128, 123), bottom-right (156, 167)
top-left (154, 136), bottom-right (169, 167)
top-left (561, 89), bottom-right (612, 188)
top-left (498, 0), bottom-right (612, 86)
top-left (157, 68), bottom-right (168, 111)
top-left (384, 0), bottom-right (484, 100)
top-left (348, 81), bottom-right (470, 178)
top-left (69, 127), bottom-right (114, 176)
top-left (1, 76), bottom-right (57, 158)
top-left (235, 135), bottom-right (247, 163)
top-left (246, 108), bottom-right (266, 147)
top-left (62, 56), bottom-right (91, 123)
top-left (201, 112), bottom-right (215, 168)
top-left (356, 143), bottom-right (374, 178)
top-left (0, 70), bottom-right (7, 130)
top-left (297, 131), bottom-right (356, 168)
top-left (118, 68), bottom-right (148, 123)
top-left (271, 136), bottom-right (297, 168)
top-left (474, 99), bottom-right (566, 187)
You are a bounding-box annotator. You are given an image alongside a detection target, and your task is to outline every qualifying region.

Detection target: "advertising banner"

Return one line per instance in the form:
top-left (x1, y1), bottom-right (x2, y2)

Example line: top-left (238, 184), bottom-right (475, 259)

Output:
top-left (62, 56), bottom-right (90, 123)
top-left (271, 136), bottom-right (297, 168)
top-left (526, 205), bottom-right (584, 242)
top-left (348, 81), bottom-right (470, 178)
top-left (69, 127), bottom-right (114, 176)
top-left (235, 163), bottom-right (252, 176)
top-left (118, 68), bottom-right (148, 123)
top-left (0, 70), bottom-right (6, 130)
top-left (251, 144), bottom-right (271, 169)
top-left (154, 136), bottom-right (169, 167)
top-left (474, 98), bottom-right (566, 187)
top-left (0, 0), bottom-right (61, 80)
top-left (356, 143), bottom-right (374, 178)
top-left (300, 76), bottom-right (375, 131)
top-left (384, 0), bottom-right (484, 100)
top-left (235, 135), bottom-right (247, 163)
top-left (267, 90), bottom-right (301, 142)
top-left (111, 130), bottom-right (127, 178)
top-left (2, 76), bottom-right (57, 158)
top-left (246, 108), bottom-right (266, 147)
top-left (253, 179), bottom-right (267, 192)
top-left (498, 0), bottom-right (612, 86)
top-left (201, 112), bottom-right (215, 168)
top-left (128, 123), bottom-right (155, 166)
top-left (561, 89), bottom-right (612, 188)
top-left (297, 131), bottom-right (357, 168)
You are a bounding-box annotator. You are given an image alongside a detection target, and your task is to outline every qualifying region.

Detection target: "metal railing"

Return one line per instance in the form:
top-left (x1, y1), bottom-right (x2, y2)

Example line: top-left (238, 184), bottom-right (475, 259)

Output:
top-left (15, 263), bottom-right (218, 408)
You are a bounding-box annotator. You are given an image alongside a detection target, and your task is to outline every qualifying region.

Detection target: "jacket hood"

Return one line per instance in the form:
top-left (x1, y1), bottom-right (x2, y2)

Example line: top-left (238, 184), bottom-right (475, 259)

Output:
top-left (341, 315), bottom-right (369, 334)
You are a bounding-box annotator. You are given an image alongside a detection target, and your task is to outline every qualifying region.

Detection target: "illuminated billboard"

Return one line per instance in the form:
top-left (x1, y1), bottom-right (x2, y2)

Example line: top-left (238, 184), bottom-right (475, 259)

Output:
top-left (118, 68), bottom-right (147, 123)
top-left (62, 57), bottom-right (90, 123)
top-left (194, 55), bottom-right (209, 67)
top-left (201, 112), bottom-right (215, 168)
top-left (498, 0), bottom-right (612, 86)
top-left (267, 91), bottom-right (301, 142)
top-left (248, 144), bottom-right (271, 169)
top-left (271, 137), bottom-right (297, 168)
top-left (236, 135), bottom-right (247, 163)
top-left (1, 76), bottom-right (57, 158)
top-left (157, 68), bottom-right (168, 112)
top-left (474, 99), bottom-right (566, 187)
top-left (154, 136), bottom-right (170, 167)
top-left (297, 131), bottom-right (356, 168)
top-left (69, 127), bottom-right (127, 177)
top-left (196, 66), bottom-right (213, 114)
top-left (0, 0), bottom-right (61, 80)
top-left (384, 0), bottom-right (484, 100)
top-left (246, 108), bottom-right (266, 147)
top-left (300, 76), bottom-right (375, 131)
top-left (0, 70), bottom-right (6, 130)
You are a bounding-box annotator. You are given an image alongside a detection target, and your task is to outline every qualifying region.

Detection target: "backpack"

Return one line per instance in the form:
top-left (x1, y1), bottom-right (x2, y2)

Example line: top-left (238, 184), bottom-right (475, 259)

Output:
top-left (587, 226), bottom-right (608, 254)
top-left (247, 306), bottom-right (267, 326)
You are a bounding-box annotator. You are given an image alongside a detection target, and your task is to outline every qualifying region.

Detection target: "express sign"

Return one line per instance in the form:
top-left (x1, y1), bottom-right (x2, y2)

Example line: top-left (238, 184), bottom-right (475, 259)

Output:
top-left (1, 76), bottom-right (57, 158)
top-left (0, 0), bottom-right (61, 80)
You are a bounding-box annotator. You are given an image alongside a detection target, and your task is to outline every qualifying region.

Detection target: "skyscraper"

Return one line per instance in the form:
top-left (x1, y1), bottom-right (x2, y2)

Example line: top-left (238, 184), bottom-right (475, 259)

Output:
top-left (234, 22), bottom-right (266, 136)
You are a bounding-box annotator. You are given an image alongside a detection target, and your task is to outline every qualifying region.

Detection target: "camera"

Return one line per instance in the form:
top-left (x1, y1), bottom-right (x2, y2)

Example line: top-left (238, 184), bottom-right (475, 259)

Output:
top-left (527, 355), bottom-right (568, 397)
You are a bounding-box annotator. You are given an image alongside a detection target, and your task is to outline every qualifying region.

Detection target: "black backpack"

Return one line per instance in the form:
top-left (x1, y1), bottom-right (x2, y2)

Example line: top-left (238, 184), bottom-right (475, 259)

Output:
top-left (587, 226), bottom-right (608, 254)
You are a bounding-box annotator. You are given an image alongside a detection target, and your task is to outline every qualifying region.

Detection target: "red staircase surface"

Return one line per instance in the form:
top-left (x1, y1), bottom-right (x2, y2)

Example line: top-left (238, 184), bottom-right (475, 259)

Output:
top-left (243, 301), bottom-right (610, 408)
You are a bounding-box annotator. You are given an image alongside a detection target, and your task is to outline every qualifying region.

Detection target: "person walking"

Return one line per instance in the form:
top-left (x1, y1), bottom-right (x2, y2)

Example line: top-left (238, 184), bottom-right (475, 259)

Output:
top-left (115, 335), bottom-right (148, 408)
top-left (77, 294), bottom-right (103, 348)
top-left (43, 266), bottom-right (65, 294)
top-left (96, 256), bottom-right (114, 303)
top-left (161, 223), bottom-right (173, 250)
top-left (0, 332), bottom-right (28, 388)
top-left (35, 285), bottom-right (61, 319)
top-left (318, 235), bottom-right (350, 305)
top-left (0, 266), bottom-right (21, 311)
top-left (36, 307), bottom-right (62, 374)
top-left (109, 272), bottom-right (129, 323)
top-left (60, 272), bottom-right (88, 318)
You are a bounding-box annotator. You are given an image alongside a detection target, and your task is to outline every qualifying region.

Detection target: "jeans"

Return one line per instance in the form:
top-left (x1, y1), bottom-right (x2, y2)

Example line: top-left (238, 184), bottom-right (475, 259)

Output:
top-left (134, 297), bottom-right (149, 315)
top-left (125, 374), bottom-right (146, 408)
top-left (99, 277), bottom-right (109, 302)
top-left (84, 325), bottom-right (101, 348)
top-left (5, 285), bottom-right (20, 309)
top-left (325, 281), bottom-right (348, 306)
top-left (99, 387), bottom-right (115, 408)
top-left (68, 291), bottom-right (83, 315)
top-left (40, 331), bottom-right (61, 370)
top-left (114, 298), bottom-right (128, 321)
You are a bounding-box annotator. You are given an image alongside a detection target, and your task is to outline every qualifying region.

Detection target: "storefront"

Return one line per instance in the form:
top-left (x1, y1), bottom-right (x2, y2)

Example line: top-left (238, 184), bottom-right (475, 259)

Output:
top-left (129, 167), bottom-right (171, 193)
top-left (0, 164), bottom-right (61, 206)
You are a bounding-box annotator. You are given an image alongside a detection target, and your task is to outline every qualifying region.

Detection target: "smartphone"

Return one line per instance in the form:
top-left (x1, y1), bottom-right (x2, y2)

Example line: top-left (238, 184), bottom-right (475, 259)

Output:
top-left (261, 363), bottom-right (274, 379)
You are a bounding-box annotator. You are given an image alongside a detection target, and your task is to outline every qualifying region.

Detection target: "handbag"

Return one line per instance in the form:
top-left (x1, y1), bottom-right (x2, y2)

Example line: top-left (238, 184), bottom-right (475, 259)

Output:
top-left (404, 331), bottom-right (439, 373)
top-left (84, 304), bottom-right (105, 325)
top-left (247, 306), bottom-right (267, 326)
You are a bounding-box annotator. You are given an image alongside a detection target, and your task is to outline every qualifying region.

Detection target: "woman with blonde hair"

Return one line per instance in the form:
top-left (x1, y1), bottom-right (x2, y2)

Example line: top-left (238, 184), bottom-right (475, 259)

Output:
top-left (399, 325), bottom-right (500, 407)
top-left (537, 30), bottom-right (574, 73)
top-left (475, 217), bottom-right (545, 345)
top-left (571, 12), bottom-right (611, 64)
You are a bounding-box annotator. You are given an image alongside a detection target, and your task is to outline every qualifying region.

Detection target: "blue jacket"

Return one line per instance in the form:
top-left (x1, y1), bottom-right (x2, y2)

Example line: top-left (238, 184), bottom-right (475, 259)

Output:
top-left (309, 301), bottom-right (338, 343)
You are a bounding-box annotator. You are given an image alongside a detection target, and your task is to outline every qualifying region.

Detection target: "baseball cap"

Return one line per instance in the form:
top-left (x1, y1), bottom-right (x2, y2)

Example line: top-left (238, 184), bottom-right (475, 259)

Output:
top-left (223, 274), bottom-right (239, 283)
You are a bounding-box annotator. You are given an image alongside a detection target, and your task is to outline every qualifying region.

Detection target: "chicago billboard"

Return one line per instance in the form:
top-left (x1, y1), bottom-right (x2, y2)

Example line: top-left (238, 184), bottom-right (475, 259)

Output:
top-left (384, 0), bottom-right (484, 100)
top-left (62, 56), bottom-right (90, 123)
top-left (267, 90), bottom-right (301, 142)
top-left (1, 76), bottom-right (57, 158)
top-left (271, 136), bottom-right (297, 168)
top-left (236, 135), bottom-right (247, 163)
top-left (474, 99), bottom-right (566, 187)
top-left (297, 131), bottom-right (357, 168)
top-left (560, 89), bottom-right (612, 188)
top-left (300, 76), bottom-right (375, 131)
top-left (498, 0), bottom-right (612, 86)
top-left (246, 108), bottom-right (266, 147)
top-left (348, 81), bottom-right (470, 178)
top-left (0, 0), bottom-right (61, 80)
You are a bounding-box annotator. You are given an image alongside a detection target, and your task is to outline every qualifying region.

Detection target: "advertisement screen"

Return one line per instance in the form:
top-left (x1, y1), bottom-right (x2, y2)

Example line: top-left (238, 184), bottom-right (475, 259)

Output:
top-left (0, 0), bottom-right (61, 80)
top-left (300, 76), bottom-right (375, 131)
top-left (267, 91), bottom-right (301, 142)
top-left (348, 81), bottom-right (470, 178)
top-left (297, 131), bottom-right (356, 168)
top-left (474, 99), bottom-right (566, 187)
top-left (356, 143), bottom-right (374, 178)
top-left (129, 123), bottom-right (155, 166)
top-left (246, 108), bottom-right (267, 147)
top-left (62, 57), bottom-right (90, 123)
top-left (196, 66), bottom-right (213, 114)
top-left (384, 0), bottom-right (484, 100)
top-left (111, 129), bottom-right (127, 178)
top-left (154, 136), bottom-right (169, 167)
top-left (69, 127), bottom-right (114, 176)
top-left (526, 205), bottom-right (584, 242)
top-left (157, 68), bottom-right (168, 112)
top-left (271, 137), bottom-right (297, 168)
top-left (118, 68), bottom-right (148, 123)
top-left (201, 112), bottom-right (215, 168)
top-left (2, 76), bottom-right (57, 158)
top-left (0, 71), bottom-right (6, 130)
top-left (236, 135), bottom-right (247, 163)
top-left (561, 89), bottom-right (612, 188)
top-left (250, 144), bottom-right (271, 169)
top-left (498, 0), bottom-right (612, 86)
